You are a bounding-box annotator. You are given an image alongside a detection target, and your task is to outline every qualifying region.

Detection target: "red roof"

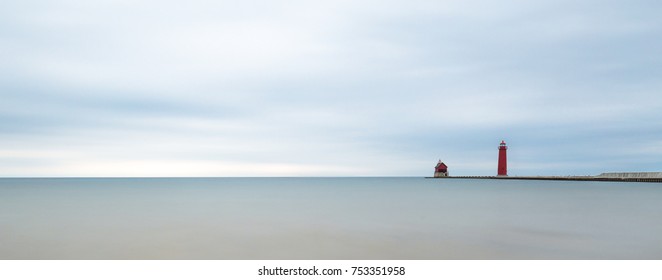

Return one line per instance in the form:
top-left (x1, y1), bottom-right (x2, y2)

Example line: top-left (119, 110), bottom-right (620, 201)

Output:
top-left (435, 161), bottom-right (448, 171)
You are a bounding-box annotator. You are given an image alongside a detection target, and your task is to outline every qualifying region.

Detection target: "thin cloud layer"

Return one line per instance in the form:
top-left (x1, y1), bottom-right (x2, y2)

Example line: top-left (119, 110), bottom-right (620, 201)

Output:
top-left (1, 0), bottom-right (661, 176)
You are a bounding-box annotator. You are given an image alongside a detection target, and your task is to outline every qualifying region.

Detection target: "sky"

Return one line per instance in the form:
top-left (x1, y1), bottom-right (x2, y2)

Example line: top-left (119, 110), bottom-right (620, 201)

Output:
top-left (1, 0), bottom-right (661, 177)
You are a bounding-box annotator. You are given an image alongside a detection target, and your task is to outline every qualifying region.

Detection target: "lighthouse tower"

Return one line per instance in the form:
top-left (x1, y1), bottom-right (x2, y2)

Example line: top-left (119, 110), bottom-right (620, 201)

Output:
top-left (497, 140), bottom-right (508, 176)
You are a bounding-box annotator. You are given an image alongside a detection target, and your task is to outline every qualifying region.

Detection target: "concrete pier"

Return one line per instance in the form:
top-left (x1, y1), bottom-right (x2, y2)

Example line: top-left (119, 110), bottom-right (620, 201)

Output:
top-left (426, 174), bottom-right (662, 183)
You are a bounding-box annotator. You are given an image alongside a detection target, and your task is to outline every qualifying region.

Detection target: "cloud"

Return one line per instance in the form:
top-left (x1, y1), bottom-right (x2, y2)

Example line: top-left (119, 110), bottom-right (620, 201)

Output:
top-left (1, 0), bottom-right (661, 176)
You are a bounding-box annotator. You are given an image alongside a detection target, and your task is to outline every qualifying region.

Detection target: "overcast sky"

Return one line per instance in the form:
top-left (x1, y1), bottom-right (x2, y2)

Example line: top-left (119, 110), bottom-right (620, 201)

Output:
top-left (1, 0), bottom-right (661, 177)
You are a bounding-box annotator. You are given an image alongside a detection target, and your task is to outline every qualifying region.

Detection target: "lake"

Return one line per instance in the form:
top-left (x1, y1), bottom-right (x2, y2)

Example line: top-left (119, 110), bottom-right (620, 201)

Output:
top-left (1, 177), bottom-right (660, 259)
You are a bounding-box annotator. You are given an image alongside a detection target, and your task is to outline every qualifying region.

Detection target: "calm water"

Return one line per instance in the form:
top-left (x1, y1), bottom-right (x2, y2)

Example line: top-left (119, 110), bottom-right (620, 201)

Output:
top-left (0, 177), bottom-right (661, 259)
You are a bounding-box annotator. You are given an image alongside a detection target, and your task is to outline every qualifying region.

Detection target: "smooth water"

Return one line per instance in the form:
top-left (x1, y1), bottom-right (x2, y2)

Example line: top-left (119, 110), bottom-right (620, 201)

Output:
top-left (1, 177), bottom-right (661, 259)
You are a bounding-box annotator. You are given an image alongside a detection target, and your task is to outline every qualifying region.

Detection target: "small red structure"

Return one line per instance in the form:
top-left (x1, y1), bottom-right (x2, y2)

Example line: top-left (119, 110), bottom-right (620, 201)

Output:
top-left (498, 140), bottom-right (508, 176)
top-left (434, 160), bottom-right (449, 177)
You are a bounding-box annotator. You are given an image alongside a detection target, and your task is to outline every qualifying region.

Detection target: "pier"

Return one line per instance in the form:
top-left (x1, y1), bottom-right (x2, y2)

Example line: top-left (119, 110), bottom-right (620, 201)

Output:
top-left (427, 175), bottom-right (662, 183)
top-left (432, 141), bottom-right (662, 183)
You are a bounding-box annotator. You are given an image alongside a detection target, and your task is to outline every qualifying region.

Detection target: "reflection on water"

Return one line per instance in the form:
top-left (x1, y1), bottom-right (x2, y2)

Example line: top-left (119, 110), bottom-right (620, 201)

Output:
top-left (1, 177), bottom-right (661, 259)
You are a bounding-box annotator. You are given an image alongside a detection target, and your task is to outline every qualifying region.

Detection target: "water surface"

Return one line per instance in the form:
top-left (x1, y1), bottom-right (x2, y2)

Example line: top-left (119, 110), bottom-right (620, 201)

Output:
top-left (1, 177), bottom-right (660, 259)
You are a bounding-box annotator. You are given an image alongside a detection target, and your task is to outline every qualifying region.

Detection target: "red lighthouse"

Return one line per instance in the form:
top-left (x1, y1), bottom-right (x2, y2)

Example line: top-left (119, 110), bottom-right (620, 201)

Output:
top-left (497, 140), bottom-right (508, 176)
top-left (434, 160), bottom-right (449, 177)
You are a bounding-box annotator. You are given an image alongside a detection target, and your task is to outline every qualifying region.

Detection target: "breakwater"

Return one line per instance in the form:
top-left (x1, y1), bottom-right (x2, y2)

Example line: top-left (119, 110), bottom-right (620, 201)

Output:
top-left (427, 175), bottom-right (662, 183)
